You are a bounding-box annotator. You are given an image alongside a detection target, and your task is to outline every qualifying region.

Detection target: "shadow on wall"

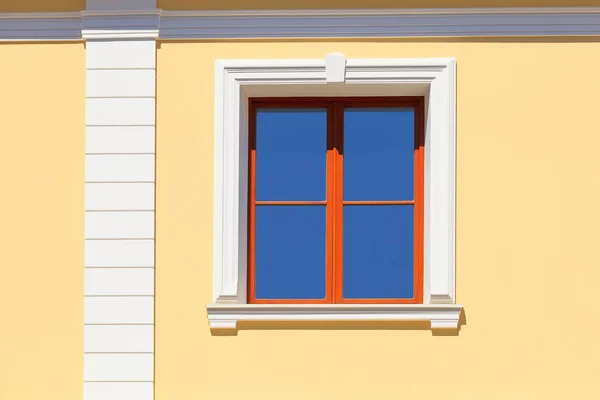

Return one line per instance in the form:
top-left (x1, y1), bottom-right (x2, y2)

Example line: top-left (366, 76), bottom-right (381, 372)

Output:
top-left (210, 309), bottom-right (467, 337)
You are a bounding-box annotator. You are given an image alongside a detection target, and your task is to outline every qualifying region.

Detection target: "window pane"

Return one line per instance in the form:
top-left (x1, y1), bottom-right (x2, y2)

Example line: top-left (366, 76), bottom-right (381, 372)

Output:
top-left (255, 206), bottom-right (327, 299)
top-left (343, 108), bottom-right (414, 201)
top-left (256, 108), bottom-right (327, 201)
top-left (343, 205), bottom-right (414, 299)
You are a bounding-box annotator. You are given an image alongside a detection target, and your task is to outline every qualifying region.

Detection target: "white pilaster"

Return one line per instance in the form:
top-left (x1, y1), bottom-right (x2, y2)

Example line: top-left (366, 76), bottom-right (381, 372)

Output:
top-left (84, 1), bottom-right (157, 399)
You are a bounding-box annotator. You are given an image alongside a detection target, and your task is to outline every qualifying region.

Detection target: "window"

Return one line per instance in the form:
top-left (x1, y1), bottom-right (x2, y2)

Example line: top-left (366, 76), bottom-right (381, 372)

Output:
top-left (208, 55), bottom-right (461, 331)
top-left (248, 97), bottom-right (424, 304)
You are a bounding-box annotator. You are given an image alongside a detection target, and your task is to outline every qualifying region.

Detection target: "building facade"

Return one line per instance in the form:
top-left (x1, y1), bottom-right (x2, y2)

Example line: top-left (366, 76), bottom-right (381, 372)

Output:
top-left (1, 1), bottom-right (600, 399)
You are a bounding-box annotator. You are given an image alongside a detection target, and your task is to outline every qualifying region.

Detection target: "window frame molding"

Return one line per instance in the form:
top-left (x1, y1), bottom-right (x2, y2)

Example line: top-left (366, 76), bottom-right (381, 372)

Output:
top-left (247, 97), bottom-right (425, 305)
top-left (208, 55), bottom-right (462, 331)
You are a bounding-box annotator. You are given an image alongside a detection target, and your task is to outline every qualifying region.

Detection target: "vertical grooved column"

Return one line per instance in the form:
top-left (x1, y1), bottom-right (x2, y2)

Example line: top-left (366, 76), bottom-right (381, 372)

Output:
top-left (84, 26), bottom-right (156, 400)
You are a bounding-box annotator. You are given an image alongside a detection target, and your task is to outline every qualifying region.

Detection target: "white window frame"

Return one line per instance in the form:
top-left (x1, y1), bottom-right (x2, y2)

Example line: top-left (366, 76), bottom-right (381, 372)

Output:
top-left (207, 54), bottom-right (462, 331)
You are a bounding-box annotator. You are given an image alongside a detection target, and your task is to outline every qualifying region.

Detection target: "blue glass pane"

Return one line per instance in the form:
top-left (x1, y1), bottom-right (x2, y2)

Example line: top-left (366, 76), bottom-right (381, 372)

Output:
top-left (255, 206), bottom-right (326, 299)
top-left (256, 108), bottom-right (327, 201)
top-left (343, 108), bottom-right (415, 201)
top-left (343, 205), bottom-right (414, 299)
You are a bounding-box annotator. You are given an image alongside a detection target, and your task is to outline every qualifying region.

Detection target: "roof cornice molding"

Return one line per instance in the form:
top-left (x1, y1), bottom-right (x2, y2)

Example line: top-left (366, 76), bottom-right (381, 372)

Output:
top-left (0, 12), bottom-right (82, 41)
top-left (3, 7), bottom-right (600, 41)
top-left (161, 6), bottom-right (600, 16)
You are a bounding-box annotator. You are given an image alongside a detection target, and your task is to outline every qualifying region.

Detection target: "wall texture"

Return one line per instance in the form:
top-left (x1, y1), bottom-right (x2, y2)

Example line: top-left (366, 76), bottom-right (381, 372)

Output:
top-left (0, 43), bottom-right (85, 400)
top-left (155, 40), bottom-right (600, 399)
top-left (3, 2), bottom-right (600, 399)
top-left (0, 0), bottom-right (84, 12)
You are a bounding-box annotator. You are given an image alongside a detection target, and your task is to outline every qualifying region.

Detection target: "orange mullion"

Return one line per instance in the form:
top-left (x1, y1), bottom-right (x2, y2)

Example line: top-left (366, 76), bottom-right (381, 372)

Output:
top-left (325, 103), bottom-right (335, 304)
top-left (333, 103), bottom-right (344, 303)
top-left (247, 101), bottom-right (257, 303)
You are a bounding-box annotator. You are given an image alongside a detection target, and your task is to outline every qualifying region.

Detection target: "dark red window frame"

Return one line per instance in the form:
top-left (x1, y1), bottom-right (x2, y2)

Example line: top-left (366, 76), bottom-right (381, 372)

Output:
top-left (247, 97), bottom-right (424, 304)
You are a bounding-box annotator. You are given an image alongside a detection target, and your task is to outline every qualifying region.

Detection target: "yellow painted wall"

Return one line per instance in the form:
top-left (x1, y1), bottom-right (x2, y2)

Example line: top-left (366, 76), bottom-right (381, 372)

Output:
top-left (0, 0), bottom-right (84, 13)
top-left (0, 43), bottom-right (84, 400)
top-left (3, 2), bottom-right (600, 399)
top-left (155, 39), bottom-right (600, 399)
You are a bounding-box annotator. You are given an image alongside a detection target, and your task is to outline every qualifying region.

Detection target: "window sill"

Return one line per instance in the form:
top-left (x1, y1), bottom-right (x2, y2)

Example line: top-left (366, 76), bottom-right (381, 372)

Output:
top-left (206, 303), bottom-right (464, 331)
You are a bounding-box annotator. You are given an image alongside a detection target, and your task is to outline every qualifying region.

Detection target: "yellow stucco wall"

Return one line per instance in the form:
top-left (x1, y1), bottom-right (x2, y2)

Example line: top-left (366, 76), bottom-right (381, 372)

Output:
top-left (0, 43), bottom-right (84, 400)
top-left (155, 40), bottom-right (600, 399)
top-left (0, 0), bottom-right (84, 13)
top-left (3, 2), bottom-right (600, 399)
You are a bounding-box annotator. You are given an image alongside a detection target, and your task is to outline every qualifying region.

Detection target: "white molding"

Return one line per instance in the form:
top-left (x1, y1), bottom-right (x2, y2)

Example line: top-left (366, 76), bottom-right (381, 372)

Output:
top-left (211, 54), bottom-right (457, 330)
top-left (207, 304), bottom-right (463, 330)
top-left (82, 29), bottom-right (159, 39)
top-left (83, 0), bottom-right (159, 39)
top-left (82, 11), bottom-right (160, 40)
top-left (6, 7), bottom-right (600, 41)
top-left (81, 9), bottom-right (161, 40)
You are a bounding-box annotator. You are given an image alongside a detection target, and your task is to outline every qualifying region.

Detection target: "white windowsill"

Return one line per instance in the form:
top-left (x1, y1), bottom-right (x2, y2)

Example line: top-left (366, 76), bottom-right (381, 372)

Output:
top-left (206, 303), bottom-right (464, 331)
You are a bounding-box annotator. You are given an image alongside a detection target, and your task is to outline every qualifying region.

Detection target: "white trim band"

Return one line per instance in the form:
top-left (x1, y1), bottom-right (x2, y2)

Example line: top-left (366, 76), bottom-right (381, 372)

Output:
top-left (207, 304), bottom-right (464, 330)
top-left (4, 7), bottom-right (600, 40)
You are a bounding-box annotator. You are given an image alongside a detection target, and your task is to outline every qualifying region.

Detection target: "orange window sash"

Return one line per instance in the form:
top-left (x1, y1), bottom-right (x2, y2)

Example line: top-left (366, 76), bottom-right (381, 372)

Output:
top-left (248, 97), bottom-right (424, 304)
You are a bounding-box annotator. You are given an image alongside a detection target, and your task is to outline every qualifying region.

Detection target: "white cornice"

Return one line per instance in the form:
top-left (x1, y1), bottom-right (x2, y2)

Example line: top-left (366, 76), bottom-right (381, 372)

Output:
top-left (2, 7), bottom-right (600, 40)
top-left (82, 9), bottom-right (160, 40)
top-left (160, 7), bottom-right (600, 39)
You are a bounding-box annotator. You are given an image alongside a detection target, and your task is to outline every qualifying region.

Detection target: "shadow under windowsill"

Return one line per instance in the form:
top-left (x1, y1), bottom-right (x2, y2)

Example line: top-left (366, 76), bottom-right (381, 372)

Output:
top-left (210, 308), bottom-right (466, 336)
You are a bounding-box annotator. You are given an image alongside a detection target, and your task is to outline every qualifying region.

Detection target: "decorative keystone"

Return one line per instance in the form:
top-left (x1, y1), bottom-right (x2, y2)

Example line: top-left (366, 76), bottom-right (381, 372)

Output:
top-left (325, 52), bottom-right (346, 83)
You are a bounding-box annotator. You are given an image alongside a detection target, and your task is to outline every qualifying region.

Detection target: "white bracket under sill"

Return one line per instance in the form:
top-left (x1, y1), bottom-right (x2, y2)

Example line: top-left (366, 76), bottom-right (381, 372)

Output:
top-left (206, 304), bottom-right (464, 331)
